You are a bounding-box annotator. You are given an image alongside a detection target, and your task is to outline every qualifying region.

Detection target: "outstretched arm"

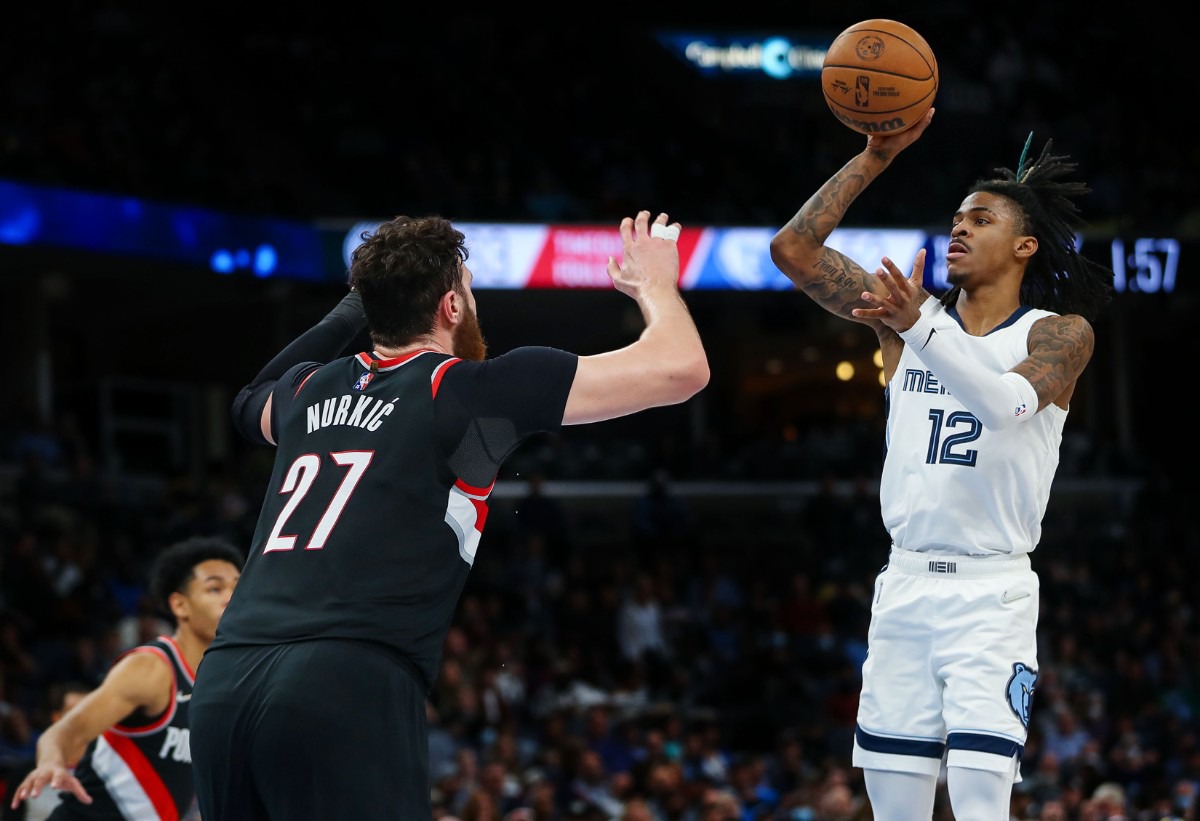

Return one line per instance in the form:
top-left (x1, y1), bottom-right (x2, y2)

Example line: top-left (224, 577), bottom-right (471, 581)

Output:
top-left (231, 291), bottom-right (367, 445)
top-left (769, 108), bottom-right (934, 330)
top-left (562, 211), bottom-right (710, 425)
top-left (9, 653), bottom-right (173, 809)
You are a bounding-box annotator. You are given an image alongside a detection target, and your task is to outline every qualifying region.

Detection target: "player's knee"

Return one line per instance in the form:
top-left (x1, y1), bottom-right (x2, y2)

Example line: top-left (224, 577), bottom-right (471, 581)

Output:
top-left (946, 763), bottom-right (1013, 820)
top-left (863, 768), bottom-right (938, 820)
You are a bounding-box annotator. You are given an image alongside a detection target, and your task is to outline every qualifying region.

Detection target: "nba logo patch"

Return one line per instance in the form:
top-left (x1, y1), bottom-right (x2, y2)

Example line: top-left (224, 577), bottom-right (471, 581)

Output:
top-left (353, 371), bottom-right (374, 391)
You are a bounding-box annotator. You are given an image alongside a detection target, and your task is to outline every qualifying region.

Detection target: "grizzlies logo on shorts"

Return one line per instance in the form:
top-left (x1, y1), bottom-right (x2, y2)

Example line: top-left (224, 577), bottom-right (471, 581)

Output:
top-left (1006, 662), bottom-right (1037, 727)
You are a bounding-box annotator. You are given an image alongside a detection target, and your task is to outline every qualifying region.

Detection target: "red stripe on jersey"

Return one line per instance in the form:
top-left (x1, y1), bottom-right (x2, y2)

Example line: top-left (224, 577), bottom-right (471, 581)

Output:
top-left (102, 730), bottom-right (180, 821)
top-left (293, 368), bottom-right (320, 398)
top-left (453, 477), bottom-right (494, 534)
top-left (430, 358), bottom-right (462, 398)
top-left (110, 648), bottom-right (177, 735)
top-left (454, 476), bottom-right (495, 497)
top-left (471, 498), bottom-right (489, 532)
top-left (357, 349), bottom-right (440, 370)
top-left (158, 635), bottom-right (196, 682)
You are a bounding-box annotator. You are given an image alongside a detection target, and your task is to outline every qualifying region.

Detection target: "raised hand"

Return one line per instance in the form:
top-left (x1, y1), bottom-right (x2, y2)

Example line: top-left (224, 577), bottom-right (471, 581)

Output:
top-left (851, 249), bottom-right (931, 333)
top-left (605, 211), bottom-right (682, 299)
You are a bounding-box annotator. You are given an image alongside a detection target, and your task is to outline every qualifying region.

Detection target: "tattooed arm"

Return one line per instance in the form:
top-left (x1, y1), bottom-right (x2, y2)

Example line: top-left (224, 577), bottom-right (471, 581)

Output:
top-left (859, 255), bottom-right (1095, 425)
top-left (769, 108), bottom-right (935, 334)
top-left (1018, 314), bottom-right (1095, 411)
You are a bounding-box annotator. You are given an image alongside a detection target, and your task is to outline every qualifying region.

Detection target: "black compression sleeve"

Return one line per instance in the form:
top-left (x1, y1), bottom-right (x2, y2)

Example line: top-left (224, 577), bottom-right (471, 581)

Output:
top-left (246, 290), bottom-right (366, 388)
top-left (231, 291), bottom-right (367, 444)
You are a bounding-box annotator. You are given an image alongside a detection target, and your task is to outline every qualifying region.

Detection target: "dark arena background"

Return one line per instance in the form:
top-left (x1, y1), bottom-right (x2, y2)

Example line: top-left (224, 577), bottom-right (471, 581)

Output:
top-left (0, 5), bottom-right (1194, 819)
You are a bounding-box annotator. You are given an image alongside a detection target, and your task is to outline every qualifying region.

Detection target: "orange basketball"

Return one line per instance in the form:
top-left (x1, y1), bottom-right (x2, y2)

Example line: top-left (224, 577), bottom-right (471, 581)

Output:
top-left (821, 19), bottom-right (938, 135)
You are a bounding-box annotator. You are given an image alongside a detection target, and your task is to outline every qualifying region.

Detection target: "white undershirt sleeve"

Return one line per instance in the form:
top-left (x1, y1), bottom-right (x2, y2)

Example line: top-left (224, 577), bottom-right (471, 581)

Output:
top-left (898, 301), bottom-right (1040, 431)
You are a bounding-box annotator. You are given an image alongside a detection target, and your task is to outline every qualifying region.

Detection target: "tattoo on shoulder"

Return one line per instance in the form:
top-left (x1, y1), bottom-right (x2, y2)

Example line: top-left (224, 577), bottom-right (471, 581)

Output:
top-left (1022, 315), bottom-right (1095, 395)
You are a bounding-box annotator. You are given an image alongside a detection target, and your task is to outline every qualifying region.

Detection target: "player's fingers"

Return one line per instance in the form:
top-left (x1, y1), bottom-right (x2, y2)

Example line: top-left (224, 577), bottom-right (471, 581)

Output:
top-left (633, 210), bottom-right (651, 239)
top-left (64, 778), bottom-right (91, 803)
top-left (19, 777), bottom-right (45, 799)
top-left (880, 257), bottom-right (908, 285)
top-left (618, 216), bottom-right (635, 245)
top-left (872, 267), bottom-right (904, 300)
top-left (856, 290), bottom-right (888, 309)
top-left (909, 247), bottom-right (927, 283)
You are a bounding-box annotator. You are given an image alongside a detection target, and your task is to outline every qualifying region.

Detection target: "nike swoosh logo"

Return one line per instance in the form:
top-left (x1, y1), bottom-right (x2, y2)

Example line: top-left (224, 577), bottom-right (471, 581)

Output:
top-left (920, 327), bottom-right (937, 351)
top-left (176, 692), bottom-right (192, 703)
top-left (1001, 591), bottom-right (1031, 604)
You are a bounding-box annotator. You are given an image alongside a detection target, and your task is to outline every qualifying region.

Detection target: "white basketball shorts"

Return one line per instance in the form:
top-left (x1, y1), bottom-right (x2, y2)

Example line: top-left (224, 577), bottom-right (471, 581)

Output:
top-left (852, 547), bottom-right (1039, 781)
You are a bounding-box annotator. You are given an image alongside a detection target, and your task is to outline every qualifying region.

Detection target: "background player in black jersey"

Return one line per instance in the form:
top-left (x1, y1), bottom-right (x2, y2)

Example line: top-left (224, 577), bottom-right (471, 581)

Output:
top-left (9, 537), bottom-right (243, 820)
top-left (188, 210), bottom-right (709, 820)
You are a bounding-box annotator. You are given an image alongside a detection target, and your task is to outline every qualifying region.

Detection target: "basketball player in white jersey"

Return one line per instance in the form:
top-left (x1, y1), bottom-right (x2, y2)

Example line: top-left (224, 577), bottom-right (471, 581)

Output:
top-left (768, 107), bottom-right (1113, 820)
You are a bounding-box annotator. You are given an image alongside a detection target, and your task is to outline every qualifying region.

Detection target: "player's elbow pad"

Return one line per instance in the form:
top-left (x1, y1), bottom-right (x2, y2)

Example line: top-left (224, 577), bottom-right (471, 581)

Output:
top-left (231, 382), bottom-right (274, 445)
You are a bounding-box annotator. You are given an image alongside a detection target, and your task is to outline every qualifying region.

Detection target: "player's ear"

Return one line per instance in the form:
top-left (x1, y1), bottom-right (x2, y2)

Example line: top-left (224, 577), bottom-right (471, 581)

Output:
top-left (168, 588), bottom-right (193, 623)
top-left (440, 289), bottom-right (463, 323)
top-left (1014, 235), bottom-right (1038, 260)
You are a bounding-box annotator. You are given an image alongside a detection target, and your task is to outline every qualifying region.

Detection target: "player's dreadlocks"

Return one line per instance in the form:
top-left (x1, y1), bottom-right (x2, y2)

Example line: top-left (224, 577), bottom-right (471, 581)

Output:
top-left (939, 133), bottom-right (1114, 322)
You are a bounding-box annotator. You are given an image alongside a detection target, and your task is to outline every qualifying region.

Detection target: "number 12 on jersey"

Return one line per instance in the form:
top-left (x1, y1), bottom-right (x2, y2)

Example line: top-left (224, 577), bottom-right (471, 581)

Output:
top-left (925, 409), bottom-right (980, 466)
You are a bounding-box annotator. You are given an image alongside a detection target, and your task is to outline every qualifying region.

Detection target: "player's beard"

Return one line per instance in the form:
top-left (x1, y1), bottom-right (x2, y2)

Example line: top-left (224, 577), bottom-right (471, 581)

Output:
top-left (453, 304), bottom-right (488, 362)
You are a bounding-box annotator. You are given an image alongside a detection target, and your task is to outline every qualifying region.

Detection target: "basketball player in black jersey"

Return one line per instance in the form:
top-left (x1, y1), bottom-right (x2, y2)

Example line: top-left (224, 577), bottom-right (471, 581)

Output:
top-left (188, 210), bottom-right (709, 819)
top-left (9, 537), bottom-right (243, 820)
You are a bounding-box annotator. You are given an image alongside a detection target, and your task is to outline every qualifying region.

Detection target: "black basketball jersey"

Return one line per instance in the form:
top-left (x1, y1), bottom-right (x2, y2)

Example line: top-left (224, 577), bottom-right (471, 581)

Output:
top-left (51, 636), bottom-right (196, 821)
top-left (210, 346), bottom-right (576, 690)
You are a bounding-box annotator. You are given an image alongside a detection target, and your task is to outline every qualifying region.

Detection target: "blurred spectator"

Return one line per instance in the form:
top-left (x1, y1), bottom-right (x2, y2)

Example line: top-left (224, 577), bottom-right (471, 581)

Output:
top-left (1041, 706), bottom-right (1094, 764)
top-left (1085, 781), bottom-right (1129, 820)
top-left (0, 677), bottom-right (32, 769)
top-left (776, 572), bottom-right (831, 656)
top-left (729, 753), bottom-right (779, 819)
top-left (631, 470), bottom-right (690, 553)
top-left (616, 573), bottom-right (670, 695)
top-left (566, 748), bottom-right (622, 819)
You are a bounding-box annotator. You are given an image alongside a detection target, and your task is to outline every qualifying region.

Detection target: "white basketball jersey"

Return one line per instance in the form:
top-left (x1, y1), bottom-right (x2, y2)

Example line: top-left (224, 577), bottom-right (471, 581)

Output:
top-left (880, 305), bottom-right (1066, 557)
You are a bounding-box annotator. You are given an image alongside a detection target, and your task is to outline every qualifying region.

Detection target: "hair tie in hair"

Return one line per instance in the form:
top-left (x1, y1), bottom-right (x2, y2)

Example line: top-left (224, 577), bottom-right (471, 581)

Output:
top-left (1016, 131), bottom-right (1035, 183)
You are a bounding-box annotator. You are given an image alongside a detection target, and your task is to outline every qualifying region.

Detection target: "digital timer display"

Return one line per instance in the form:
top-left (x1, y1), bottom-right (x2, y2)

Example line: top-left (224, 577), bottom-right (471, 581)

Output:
top-left (1111, 237), bottom-right (1178, 294)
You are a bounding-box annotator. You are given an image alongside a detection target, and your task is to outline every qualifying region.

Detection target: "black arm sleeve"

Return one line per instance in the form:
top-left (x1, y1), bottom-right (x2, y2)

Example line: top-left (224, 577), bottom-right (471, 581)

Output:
top-left (231, 291), bottom-right (367, 444)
